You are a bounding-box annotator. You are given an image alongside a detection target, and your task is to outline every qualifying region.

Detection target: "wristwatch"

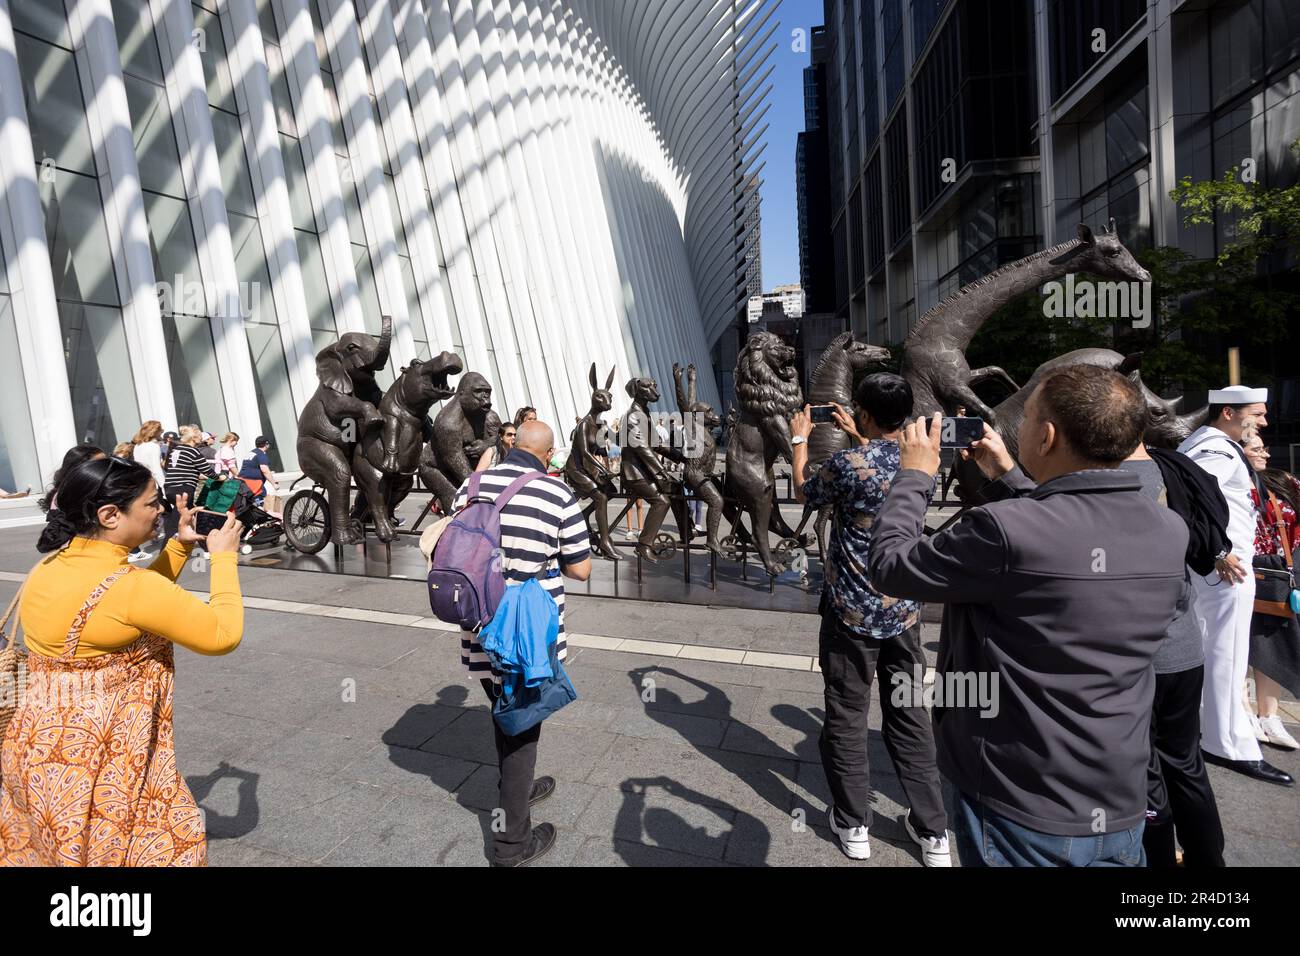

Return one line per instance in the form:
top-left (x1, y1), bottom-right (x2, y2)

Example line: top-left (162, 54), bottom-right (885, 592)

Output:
top-left (791, 436), bottom-right (807, 446)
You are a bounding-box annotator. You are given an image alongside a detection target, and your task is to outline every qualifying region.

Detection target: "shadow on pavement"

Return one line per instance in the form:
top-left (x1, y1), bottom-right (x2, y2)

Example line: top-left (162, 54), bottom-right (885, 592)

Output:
top-left (188, 762), bottom-right (260, 840)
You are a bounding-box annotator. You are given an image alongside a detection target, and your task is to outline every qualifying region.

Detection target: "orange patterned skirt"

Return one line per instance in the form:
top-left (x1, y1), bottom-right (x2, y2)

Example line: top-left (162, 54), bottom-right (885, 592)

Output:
top-left (0, 567), bottom-right (206, 866)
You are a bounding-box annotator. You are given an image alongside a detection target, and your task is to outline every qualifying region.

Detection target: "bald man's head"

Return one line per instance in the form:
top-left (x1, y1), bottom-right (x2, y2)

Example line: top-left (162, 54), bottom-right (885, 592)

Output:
top-left (515, 419), bottom-right (554, 460)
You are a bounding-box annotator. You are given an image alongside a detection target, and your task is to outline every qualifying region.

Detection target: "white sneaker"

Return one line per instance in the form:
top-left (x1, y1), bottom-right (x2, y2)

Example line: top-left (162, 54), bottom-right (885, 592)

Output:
top-left (902, 811), bottom-right (953, 867)
top-left (1250, 713), bottom-right (1270, 744)
top-left (127, 549), bottom-right (153, 563)
top-left (1259, 714), bottom-right (1300, 751)
top-left (827, 805), bottom-right (870, 860)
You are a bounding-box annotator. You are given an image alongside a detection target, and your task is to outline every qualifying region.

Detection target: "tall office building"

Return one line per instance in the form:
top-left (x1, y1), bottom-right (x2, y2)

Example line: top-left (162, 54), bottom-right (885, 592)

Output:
top-left (797, 25), bottom-right (835, 314)
top-left (0, 0), bottom-right (774, 492)
top-left (816, 0), bottom-right (1298, 347)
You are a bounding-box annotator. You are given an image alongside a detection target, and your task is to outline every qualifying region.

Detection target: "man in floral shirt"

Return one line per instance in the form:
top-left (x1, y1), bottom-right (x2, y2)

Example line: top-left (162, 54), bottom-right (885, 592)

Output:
top-left (791, 372), bottom-right (949, 865)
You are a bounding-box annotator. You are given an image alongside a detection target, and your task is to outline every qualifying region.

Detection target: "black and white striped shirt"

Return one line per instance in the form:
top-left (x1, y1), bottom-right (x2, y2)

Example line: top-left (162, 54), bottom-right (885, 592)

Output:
top-left (451, 454), bottom-right (590, 681)
top-left (165, 445), bottom-right (215, 496)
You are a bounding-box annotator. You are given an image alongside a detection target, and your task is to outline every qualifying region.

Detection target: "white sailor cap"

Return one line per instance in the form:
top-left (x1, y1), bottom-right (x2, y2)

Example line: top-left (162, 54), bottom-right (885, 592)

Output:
top-left (1208, 385), bottom-right (1268, 404)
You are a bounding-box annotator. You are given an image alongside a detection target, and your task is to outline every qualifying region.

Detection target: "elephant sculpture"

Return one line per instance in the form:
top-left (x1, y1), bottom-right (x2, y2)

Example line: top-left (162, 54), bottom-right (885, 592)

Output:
top-left (297, 315), bottom-right (392, 545)
top-left (418, 371), bottom-right (501, 513)
top-left (352, 352), bottom-right (462, 541)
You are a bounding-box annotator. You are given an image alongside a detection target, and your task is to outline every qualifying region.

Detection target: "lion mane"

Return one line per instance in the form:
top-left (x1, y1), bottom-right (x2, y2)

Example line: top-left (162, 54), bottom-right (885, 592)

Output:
top-left (735, 331), bottom-right (803, 418)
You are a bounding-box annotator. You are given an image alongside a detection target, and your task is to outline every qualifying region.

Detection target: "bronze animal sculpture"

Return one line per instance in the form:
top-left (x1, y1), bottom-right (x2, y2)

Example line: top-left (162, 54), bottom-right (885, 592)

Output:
top-left (660, 362), bottom-right (724, 556)
top-left (351, 353), bottom-right (461, 541)
top-left (725, 331), bottom-right (805, 575)
top-left (418, 371), bottom-right (501, 513)
top-left (620, 376), bottom-right (673, 562)
top-left (901, 220), bottom-right (1150, 423)
top-left (296, 315), bottom-right (393, 545)
top-left (795, 332), bottom-right (891, 557)
top-left (565, 364), bottom-right (621, 560)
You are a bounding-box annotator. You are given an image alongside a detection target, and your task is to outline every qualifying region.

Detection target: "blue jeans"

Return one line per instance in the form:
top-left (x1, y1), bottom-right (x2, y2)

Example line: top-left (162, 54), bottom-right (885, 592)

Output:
top-left (954, 790), bottom-right (1146, 867)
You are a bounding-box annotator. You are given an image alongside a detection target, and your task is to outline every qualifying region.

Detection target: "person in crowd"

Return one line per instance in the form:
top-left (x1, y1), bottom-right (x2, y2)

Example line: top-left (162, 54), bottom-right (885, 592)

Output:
top-left (160, 430), bottom-right (180, 472)
top-left (111, 441), bottom-right (133, 460)
top-left (197, 432), bottom-right (218, 464)
top-left (0, 454), bottom-right (243, 866)
top-left (1178, 387), bottom-right (1292, 785)
top-left (789, 372), bottom-right (950, 865)
top-left (476, 422), bottom-right (517, 472)
top-left (1243, 432), bottom-right (1300, 753)
top-left (216, 433), bottom-right (241, 478)
top-left (40, 445), bottom-right (106, 513)
top-left (1124, 435), bottom-right (1228, 866)
top-left (870, 365), bottom-right (1189, 866)
top-left (237, 436), bottom-right (278, 506)
top-left (449, 419), bottom-right (591, 866)
top-left (513, 407), bottom-right (538, 428)
top-left (162, 426), bottom-right (216, 539)
top-left (130, 421), bottom-right (167, 493)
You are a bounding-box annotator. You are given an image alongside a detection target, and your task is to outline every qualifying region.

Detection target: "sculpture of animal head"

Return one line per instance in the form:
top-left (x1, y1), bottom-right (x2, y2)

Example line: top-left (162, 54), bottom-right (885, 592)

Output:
top-left (395, 352), bottom-right (462, 412)
top-left (625, 376), bottom-right (660, 407)
top-left (735, 330), bottom-right (803, 418)
top-left (836, 333), bottom-right (892, 373)
top-left (1125, 365), bottom-right (1207, 449)
top-left (674, 362), bottom-right (722, 429)
top-left (1067, 220), bottom-right (1152, 284)
top-left (456, 371), bottom-right (493, 415)
top-left (587, 364), bottom-right (616, 416)
top-left (316, 314), bottom-right (393, 394)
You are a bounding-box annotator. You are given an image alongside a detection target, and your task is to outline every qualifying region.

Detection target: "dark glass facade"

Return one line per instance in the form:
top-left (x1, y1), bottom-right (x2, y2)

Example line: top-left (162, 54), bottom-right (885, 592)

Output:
top-left (1048, 0), bottom-right (1144, 101)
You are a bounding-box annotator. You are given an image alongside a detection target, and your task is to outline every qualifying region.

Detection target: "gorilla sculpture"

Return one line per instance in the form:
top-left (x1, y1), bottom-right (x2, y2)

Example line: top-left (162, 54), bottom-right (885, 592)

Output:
top-left (297, 315), bottom-right (392, 545)
top-left (418, 371), bottom-right (501, 513)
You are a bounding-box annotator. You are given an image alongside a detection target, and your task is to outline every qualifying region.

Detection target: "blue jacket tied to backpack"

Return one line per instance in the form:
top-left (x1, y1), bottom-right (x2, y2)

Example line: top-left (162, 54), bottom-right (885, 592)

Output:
top-left (478, 575), bottom-right (559, 689)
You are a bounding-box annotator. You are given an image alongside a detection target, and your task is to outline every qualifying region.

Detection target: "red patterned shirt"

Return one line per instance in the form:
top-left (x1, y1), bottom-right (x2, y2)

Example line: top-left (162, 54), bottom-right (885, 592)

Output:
top-left (1252, 474), bottom-right (1300, 556)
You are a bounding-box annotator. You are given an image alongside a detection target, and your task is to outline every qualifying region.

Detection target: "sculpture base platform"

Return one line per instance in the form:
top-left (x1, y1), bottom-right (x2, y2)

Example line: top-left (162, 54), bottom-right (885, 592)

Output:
top-left (247, 533), bottom-right (823, 615)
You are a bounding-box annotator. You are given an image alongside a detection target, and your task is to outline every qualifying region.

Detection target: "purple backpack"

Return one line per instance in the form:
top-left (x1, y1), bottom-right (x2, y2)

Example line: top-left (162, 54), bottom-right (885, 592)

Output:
top-left (427, 470), bottom-right (546, 631)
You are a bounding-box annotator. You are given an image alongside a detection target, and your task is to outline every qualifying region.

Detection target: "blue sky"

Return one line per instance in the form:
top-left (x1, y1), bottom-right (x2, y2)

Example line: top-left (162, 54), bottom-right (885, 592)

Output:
top-left (758, 0), bottom-right (826, 290)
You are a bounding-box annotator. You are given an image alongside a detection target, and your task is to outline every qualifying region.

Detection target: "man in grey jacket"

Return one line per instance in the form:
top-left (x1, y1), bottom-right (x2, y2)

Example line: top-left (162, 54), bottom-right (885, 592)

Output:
top-left (869, 365), bottom-right (1189, 866)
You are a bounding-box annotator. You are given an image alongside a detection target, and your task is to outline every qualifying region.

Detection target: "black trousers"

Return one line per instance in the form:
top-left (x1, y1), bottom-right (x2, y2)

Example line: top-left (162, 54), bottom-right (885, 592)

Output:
top-left (1144, 665), bottom-right (1226, 867)
top-left (480, 679), bottom-right (541, 862)
top-left (818, 610), bottom-right (948, 837)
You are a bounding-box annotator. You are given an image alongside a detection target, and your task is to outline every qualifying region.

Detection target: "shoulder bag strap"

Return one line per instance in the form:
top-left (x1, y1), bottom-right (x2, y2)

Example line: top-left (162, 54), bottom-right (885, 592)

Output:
top-left (60, 566), bottom-right (137, 661)
top-left (1267, 491), bottom-right (1294, 571)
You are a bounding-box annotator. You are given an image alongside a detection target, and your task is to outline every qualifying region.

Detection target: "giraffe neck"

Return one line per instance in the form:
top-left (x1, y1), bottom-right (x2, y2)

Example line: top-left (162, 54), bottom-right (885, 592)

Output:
top-left (909, 239), bottom-right (1087, 350)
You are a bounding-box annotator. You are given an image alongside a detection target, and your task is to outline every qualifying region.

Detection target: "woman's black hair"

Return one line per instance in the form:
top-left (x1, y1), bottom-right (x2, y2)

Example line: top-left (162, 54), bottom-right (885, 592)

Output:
top-left (37, 456), bottom-right (156, 554)
top-left (1260, 468), bottom-right (1300, 518)
top-left (854, 372), bottom-right (914, 432)
top-left (39, 444), bottom-right (106, 515)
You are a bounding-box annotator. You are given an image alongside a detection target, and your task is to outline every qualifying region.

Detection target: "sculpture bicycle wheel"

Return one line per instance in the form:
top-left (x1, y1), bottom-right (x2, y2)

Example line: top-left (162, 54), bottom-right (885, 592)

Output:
top-left (649, 532), bottom-right (676, 561)
top-left (773, 537), bottom-right (803, 574)
top-left (283, 489), bottom-right (331, 554)
top-left (719, 534), bottom-right (745, 562)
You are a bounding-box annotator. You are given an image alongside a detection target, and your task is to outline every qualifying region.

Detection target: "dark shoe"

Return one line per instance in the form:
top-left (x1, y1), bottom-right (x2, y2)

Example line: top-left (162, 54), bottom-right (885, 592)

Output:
top-left (528, 776), bottom-right (556, 807)
top-left (1202, 750), bottom-right (1295, 786)
top-left (491, 823), bottom-right (557, 867)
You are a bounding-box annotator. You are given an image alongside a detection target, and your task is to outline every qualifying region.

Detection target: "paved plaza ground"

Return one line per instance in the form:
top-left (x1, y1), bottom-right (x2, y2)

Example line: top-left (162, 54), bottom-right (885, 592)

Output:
top-left (0, 520), bottom-right (1296, 867)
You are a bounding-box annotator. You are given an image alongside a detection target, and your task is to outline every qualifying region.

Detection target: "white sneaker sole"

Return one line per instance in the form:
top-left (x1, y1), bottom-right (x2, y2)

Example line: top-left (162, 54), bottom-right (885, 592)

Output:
top-left (901, 812), bottom-right (953, 867)
top-left (827, 806), bottom-right (870, 860)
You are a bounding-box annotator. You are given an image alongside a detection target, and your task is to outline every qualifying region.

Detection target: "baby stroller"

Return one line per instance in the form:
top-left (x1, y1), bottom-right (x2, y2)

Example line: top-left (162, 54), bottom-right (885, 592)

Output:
top-left (194, 476), bottom-right (284, 553)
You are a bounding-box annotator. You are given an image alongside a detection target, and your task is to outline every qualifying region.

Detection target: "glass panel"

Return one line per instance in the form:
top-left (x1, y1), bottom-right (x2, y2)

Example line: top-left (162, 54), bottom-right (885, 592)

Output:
top-left (343, 176), bottom-right (367, 245)
top-left (210, 109), bottom-right (257, 216)
top-left (228, 211), bottom-right (276, 325)
top-left (281, 134), bottom-right (316, 231)
top-left (60, 301), bottom-right (139, 448)
top-left (1210, 0), bottom-right (1262, 110)
top-left (11, 0), bottom-right (71, 48)
top-left (255, 0), bottom-right (280, 43)
top-left (295, 230), bottom-right (337, 333)
top-left (144, 192), bottom-right (204, 310)
top-left (1106, 81), bottom-right (1150, 176)
top-left (0, 295), bottom-right (40, 493)
top-left (1265, 73), bottom-right (1300, 188)
top-left (384, 174), bottom-right (409, 256)
top-left (162, 313), bottom-right (229, 434)
top-left (40, 171), bottom-right (122, 308)
top-left (111, 0), bottom-right (164, 84)
top-left (192, 3), bottom-right (237, 114)
top-left (14, 33), bottom-right (96, 177)
top-left (124, 74), bottom-right (187, 198)
top-left (264, 41), bottom-right (298, 136)
top-left (243, 323), bottom-right (296, 471)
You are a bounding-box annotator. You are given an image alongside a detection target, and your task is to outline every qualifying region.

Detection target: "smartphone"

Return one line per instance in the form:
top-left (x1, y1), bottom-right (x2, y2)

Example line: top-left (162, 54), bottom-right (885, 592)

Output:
top-left (927, 416), bottom-right (985, 449)
top-left (809, 404), bottom-right (838, 425)
top-left (194, 509), bottom-right (231, 536)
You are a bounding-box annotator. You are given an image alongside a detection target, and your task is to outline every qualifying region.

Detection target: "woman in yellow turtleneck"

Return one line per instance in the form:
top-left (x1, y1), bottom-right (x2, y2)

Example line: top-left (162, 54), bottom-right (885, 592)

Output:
top-left (0, 454), bottom-right (244, 867)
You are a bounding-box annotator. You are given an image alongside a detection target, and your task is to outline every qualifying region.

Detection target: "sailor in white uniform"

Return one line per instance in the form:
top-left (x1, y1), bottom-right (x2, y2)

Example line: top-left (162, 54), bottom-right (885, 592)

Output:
top-left (1178, 385), bottom-right (1293, 786)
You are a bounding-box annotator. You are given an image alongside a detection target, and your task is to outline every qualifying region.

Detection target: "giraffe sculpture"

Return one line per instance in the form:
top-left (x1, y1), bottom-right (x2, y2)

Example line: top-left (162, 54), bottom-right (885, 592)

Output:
top-left (901, 220), bottom-right (1152, 424)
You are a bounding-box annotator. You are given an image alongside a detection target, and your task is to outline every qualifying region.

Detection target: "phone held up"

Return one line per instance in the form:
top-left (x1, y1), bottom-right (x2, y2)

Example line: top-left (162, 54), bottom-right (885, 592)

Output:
top-left (194, 509), bottom-right (232, 537)
top-left (926, 416), bottom-right (985, 450)
top-left (809, 404), bottom-right (838, 425)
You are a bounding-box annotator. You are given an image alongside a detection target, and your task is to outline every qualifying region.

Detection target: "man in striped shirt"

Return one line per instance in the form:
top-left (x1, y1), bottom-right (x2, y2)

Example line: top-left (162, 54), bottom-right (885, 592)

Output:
top-left (451, 419), bottom-right (591, 866)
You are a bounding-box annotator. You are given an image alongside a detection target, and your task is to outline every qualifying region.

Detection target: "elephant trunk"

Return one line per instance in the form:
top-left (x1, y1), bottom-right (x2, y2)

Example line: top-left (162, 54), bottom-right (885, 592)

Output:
top-left (370, 314), bottom-right (393, 372)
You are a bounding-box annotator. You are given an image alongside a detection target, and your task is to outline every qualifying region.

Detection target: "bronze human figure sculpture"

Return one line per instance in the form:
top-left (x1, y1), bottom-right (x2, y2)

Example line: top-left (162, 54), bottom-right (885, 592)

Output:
top-left (725, 331), bottom-right (804, 575)
top-left (565, 364), bottom-right (621, 560)
top-left (296, 315), bottom-right (393, 545)
top-left (901, 220), bottom-right (1150, 423)
top-left (660, 362), bottom-right (724, 555)
top-left (620, 376), bottom-right (672, 562)
top-left (351, 352), bottom-right (461, 541)
top-left (418, 371), bottom-right (501, 513)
